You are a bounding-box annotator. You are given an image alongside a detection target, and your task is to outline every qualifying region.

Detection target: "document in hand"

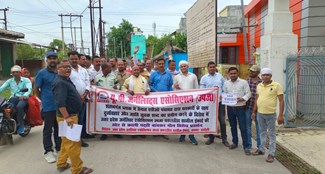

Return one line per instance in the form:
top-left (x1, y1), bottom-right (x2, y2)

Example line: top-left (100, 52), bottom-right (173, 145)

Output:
top-left (58, 121), bottom-right (82, 142)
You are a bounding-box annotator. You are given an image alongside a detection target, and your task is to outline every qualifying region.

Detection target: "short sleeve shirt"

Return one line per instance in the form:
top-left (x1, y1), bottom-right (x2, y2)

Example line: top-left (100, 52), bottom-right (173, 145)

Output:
top-left (256, 81), bottom-right (283, 114)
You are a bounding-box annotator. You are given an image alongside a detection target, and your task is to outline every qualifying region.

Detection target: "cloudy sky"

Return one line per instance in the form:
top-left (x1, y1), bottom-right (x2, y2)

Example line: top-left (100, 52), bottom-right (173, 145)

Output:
top-left (0, 0), bottom-right (252, 54)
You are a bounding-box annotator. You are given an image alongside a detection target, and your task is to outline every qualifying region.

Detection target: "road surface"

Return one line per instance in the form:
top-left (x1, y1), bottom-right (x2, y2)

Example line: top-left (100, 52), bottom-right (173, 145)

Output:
top-left (0, 127), bottom-right (290, 174)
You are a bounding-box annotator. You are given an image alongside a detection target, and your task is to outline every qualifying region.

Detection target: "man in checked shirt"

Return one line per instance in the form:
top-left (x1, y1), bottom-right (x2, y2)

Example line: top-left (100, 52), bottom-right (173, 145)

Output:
top-left (246, 65), bottom-right (262, 154)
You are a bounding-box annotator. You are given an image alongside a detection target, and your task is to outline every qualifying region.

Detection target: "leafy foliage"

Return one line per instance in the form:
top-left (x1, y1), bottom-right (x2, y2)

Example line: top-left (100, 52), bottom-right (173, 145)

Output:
top-left (16, 44), bottom-right (46, 60)
top-left (106, 19), bottom-right (134, 58)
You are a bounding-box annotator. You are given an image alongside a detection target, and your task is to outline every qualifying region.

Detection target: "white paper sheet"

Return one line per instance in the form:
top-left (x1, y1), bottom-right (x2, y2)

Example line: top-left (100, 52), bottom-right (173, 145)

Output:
top-left (58, 121), bottom-right (82, 142)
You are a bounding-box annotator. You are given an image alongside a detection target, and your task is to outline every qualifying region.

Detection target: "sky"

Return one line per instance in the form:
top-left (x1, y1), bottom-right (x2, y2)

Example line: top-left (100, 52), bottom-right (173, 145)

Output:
top-left (0, 0), bottom-right (252, 55)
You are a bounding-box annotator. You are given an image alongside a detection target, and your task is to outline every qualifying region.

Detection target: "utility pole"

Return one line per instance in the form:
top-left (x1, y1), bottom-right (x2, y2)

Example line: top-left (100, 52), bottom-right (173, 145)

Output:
top-left (59, 14), bottom-right (83, 52)
top-left (102, 21), bottom-right (106, 57)
top-left (59, 14), bottom-right (65, 54)
top-left (89, 0), bottom-right (104, 57)
top-left (80, 17), bottom-right (84, 54)
top-left (153, 22), bottom-right (156, 37)
top-left (240, 0), bottom-right (249, 64)
top-left (0, 8), bottom-right (9, 30)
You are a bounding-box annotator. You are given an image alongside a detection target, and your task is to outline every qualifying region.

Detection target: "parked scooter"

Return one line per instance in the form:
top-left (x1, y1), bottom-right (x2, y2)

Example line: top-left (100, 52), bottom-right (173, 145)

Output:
top-left (0, 88), bottom-right (32, 141)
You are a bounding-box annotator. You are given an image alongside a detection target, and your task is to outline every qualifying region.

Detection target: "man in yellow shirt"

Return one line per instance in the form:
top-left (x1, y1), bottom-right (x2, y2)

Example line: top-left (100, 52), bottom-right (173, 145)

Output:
top-left (252, 68), bottom-right (284, 163)
top-left (138, 62), bottom-right (150, 82)
top-left (122, 66), bottom-right (150, 95)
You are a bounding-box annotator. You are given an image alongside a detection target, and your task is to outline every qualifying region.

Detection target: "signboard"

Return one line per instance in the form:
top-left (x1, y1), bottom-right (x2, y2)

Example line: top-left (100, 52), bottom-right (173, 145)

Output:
top-left (87, 86), bottom-right (219, 135)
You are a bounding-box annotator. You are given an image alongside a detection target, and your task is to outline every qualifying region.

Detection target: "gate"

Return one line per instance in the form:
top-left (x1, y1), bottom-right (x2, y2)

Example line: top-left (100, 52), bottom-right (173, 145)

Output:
top-left (285, 55), bottom-right (325, 127)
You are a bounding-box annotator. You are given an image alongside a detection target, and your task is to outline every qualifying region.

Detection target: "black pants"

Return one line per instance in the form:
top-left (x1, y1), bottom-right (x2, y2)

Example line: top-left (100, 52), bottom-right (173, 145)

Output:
top-left (208, 103), bottom-right (227, 142)
top-left (42, 111), bottom-right (61, 153)
top-left (78, 101), bottom-right (87, 137)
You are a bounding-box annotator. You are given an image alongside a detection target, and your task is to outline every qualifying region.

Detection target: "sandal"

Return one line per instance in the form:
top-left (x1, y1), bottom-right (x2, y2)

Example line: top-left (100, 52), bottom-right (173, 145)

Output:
top-left (57, 163), bottom-right (70, 172)
top-left (80, 167), bottom-right (93, 174)
top-left (266, 155), bottom-right (275, 163)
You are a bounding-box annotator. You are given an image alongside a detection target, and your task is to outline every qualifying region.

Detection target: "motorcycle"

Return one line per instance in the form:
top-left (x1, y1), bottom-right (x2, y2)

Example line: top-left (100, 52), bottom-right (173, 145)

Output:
top-left (0, 88), bottom-right (32, 143)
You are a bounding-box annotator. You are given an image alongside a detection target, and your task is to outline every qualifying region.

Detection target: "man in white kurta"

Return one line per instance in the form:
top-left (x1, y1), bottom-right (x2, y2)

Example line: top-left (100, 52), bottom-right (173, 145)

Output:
top-left (173, 60), bottom-right (199, 145)
top-left (68, 51), bottom-right (91, 147)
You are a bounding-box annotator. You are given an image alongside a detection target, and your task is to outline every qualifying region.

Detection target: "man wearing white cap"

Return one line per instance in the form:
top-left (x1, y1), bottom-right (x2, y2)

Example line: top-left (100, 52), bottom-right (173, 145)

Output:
top-left (252, 68), bottom-right (284, 163)
top-left (173, 60), bottom-right (199, 145)
top-left (0, 65), bottom-right (32, 134)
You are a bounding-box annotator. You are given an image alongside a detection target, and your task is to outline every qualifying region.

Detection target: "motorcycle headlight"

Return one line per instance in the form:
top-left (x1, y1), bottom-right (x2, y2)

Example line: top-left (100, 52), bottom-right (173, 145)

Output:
top-left (5, 109), bottom-right (11, 113)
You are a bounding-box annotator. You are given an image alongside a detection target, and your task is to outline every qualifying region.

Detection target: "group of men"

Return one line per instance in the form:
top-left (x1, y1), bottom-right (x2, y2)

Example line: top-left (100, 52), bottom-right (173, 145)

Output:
top-left (0, 47), bottom-right (285, 173)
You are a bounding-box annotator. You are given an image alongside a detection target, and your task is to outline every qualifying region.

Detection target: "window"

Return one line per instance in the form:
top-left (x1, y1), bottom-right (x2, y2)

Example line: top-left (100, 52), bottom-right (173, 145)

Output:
top-left (219, 46), bottom-right (238, 64)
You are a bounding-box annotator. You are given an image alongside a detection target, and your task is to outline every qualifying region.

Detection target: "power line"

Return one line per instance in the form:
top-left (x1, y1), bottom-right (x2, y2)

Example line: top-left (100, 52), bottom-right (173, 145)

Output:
top-left (62, 0), bottom-right (78, 14)
top-left (37, 0), bottom-right (59, 15)
top-left (12, 20), bottom-right (61, 27)
top-left (54, 0), bottom-right (69, 13)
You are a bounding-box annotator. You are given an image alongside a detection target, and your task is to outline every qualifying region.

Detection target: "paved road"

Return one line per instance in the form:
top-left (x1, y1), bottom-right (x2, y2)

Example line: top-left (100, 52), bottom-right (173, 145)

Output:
top-left (0, 127), bottom-right (290, 174)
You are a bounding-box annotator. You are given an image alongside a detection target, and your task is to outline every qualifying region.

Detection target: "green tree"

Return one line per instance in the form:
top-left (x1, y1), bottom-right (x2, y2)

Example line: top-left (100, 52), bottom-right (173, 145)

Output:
top-left (106, 19), bottom-right (135, 58)
top-left (48, 39), bottom-right (69, 59)
top-left (16, 44), bottom-right (46, 60)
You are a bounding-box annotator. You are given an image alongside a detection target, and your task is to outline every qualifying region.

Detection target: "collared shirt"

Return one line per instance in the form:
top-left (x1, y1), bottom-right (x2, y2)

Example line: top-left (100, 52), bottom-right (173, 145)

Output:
top-left (94, 73), bottom-right (120, 90)
top-left (115, 71), bottom-right (131, 90)
top-left (223, 78), bottom-right (251, 107)
top-left (166, 68), bottom-right (179, 80)
top-left (52, 75), bottom-right (82, 117)
top-left (140, 70), bottom-right (150, 82)
top-left (89, 66), bottom-right (102, 81)
top-left (200, 72), bottom-right (225, 100)
top-left (122, 75), bottom-right (150, 93)
top-left (173, 72), bottom-right (198, 90)
top-left (149, 70), bottom-right (173, 92)
top-left (256, 81), bottom-right (283, 114)
top-left (0, 77), bottom-right (32, 98)
top-left (145, 68), bottom-right (154, 75)
top-left (246, 77), bottom-right (262, 110)
top-left (34, 67), bottom-right (57, 112)
top-left (70, 65), bottom-right (90, 96)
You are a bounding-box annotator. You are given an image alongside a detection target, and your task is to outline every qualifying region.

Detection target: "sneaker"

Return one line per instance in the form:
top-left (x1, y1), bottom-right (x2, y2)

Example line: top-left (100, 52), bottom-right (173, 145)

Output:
top-left (179, 136), bottom-right (185, 142)
top-left (53, 150), bottom-right (60, 157)
top-left (266, 155), bottom-right (275, 163)
top-left (189, 136), bottom-right (198, 145)
top-left (44, 151), bottom-right (56, 163)
top-left (17, 125), bottom-right (25, 134)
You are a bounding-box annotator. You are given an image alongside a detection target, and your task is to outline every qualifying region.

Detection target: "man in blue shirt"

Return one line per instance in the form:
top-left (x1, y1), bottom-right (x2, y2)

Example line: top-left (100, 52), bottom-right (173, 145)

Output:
top-left (149, 57), bottom-right (173, 140)
top-left (0, 65), bottom-right (32, 134)
top-left (149, 57), bottom-right (173, 92)
top-left (200, 61), bottom-right (230, 147)
top-left (34, 52), bottom-right (61, 163)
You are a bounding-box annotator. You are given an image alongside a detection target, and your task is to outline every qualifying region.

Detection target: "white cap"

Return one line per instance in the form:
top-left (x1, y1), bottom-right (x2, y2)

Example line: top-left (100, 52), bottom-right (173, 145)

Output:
top-left (260, 68), bottom-right (272, 75)
top-left (179, 60), bottom-right (188, 67)
top-left (11, 65), bottom-right (22, 72)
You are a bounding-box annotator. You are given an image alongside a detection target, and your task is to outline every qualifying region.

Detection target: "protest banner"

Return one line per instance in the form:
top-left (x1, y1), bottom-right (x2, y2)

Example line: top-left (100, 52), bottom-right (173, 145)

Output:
top-left (87, 86), bottom-right (219, 135)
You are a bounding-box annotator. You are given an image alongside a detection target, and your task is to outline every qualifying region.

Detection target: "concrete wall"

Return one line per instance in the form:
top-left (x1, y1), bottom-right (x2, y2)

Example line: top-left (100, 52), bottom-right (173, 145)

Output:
top-left (300, 0), bottom-right (325, 48)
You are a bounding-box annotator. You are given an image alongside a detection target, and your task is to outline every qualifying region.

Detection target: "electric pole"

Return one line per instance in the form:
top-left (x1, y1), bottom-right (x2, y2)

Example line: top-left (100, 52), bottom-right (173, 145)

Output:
top-left (58, 14), bottom-right (83, 52)
top-left (153, 22), bottom-right (156, 37)
top-left (240, 0), bottom-right (249, 64)
top-left (89, 0), bottom-right (105, 57)
top-left (0, 8), bottom-right (9, 30)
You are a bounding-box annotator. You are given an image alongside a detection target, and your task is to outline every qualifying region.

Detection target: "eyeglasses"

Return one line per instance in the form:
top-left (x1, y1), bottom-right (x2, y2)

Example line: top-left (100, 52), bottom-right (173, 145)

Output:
top-left (59, 65), bottom-right (71, 69)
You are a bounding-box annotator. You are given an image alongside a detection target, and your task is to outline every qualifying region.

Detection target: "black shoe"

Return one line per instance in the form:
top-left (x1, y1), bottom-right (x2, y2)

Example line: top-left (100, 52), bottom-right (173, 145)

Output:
top-left (82, 134), bottom-right (95, 139)
top-left (252, 149), bottom-right (265, 156)
top-left (139, 135), bottom-right (146, 138)
top-left (81, 140), bottom-right (89, 147)
top-left (113, 135), bottom-right (123, 139)
top-left (245, 149), bottom-right (251, 156)
top-left (100, 135), bottom-right (108, 141)
top-left (229, 144), bottom-right (238, 150)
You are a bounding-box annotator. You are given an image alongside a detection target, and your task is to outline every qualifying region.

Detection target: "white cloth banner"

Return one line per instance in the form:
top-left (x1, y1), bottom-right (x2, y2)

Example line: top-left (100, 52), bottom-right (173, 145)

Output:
top-left (87, 86), bottom-right (219, 135)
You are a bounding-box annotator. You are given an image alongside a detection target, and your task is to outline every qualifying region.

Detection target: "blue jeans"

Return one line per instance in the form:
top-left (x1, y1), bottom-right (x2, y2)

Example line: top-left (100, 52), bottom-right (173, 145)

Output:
top-left (257, 112), bottom-right (277, 156)
top-left (8, 97), bottom-right (27, 124)
top-left (245, 109), bottom-right (261, 149)
top-left (227, 107), bottom-right (248, 149)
